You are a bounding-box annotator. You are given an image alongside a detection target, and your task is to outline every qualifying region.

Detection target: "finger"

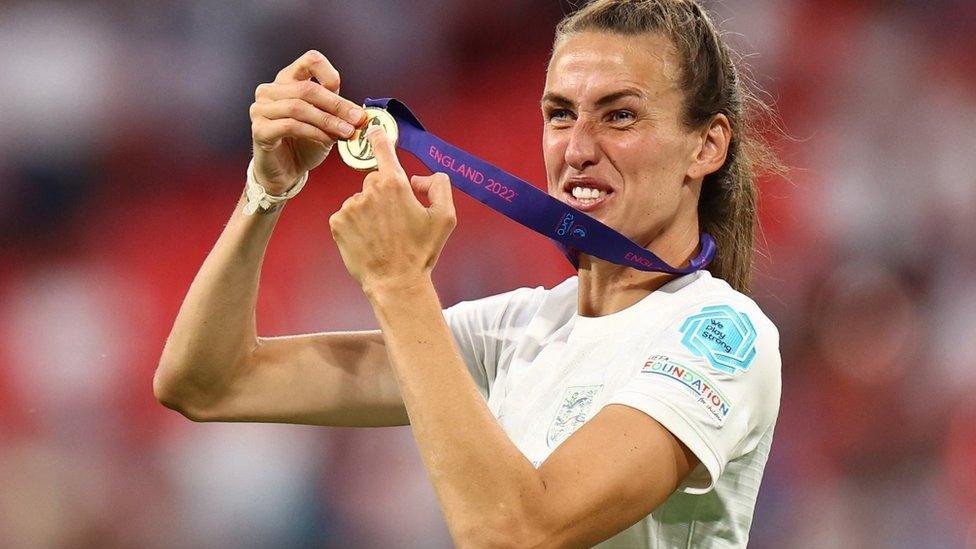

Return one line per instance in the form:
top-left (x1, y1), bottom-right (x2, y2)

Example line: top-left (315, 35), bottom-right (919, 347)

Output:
top-left (328, 211), bottom-right (344, 239)
top-left (340, 191), bottom-right (365, 210)
top-left (410, 173), bottom-right (456, 216)
top-left (251, 99), bottom-right (355, 140)
top-left (256, 82), bottom-right (364, 127)
top-left (409, 173), bottom-right (435, 196)
top-left (424, 173), bottom-right (456, 216)
top-left (361, 170), bottom-right (383, 192)
top-left (366, 125), bottom-right (405, 179)
top-left (274, 50), bottom-right (341, 91)
top-left (252, 116), bottom-right (332, 151)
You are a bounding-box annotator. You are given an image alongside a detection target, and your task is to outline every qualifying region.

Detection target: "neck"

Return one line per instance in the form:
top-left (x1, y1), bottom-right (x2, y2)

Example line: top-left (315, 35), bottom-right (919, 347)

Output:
top-left (576, 223), bottom-right (701, 317)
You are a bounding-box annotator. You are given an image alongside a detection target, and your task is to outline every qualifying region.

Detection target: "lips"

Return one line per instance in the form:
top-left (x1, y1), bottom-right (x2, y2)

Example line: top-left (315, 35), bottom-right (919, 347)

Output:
top-left (562, 178), bottom-right (615, 212)
top-left (562, 178), bottom-right (615, 195)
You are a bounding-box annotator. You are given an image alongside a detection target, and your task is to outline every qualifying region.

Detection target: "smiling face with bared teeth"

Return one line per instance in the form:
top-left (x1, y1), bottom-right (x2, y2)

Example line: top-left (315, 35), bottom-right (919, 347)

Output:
top-left (542, 31), bottom-right (706, 251)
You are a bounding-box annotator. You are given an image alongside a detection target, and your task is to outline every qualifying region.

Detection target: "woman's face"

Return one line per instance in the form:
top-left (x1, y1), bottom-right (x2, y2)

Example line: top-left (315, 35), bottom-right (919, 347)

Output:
top-left (543, 31), bottom-right (707, 249)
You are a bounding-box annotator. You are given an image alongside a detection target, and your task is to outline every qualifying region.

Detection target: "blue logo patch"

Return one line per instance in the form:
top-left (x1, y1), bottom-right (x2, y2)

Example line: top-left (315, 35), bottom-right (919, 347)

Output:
top-left (679, 305), bottom-right (757, 374)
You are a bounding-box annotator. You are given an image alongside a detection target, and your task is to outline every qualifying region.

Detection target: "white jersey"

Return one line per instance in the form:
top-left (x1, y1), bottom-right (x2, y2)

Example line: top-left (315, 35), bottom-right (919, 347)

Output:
top-left (443, 270), bottom-right (781, 548)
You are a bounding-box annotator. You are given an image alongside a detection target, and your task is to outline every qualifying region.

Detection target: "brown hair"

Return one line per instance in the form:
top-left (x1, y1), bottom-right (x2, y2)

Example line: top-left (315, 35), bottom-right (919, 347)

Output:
top-left (555, 0), bottom-right (784, 293)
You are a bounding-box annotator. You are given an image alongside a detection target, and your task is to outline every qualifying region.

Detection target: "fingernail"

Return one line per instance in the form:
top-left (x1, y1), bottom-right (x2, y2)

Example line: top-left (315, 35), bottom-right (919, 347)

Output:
top-left (338, 121), bottom-right (355, 136)
top-left (367, 125), bottom-right (383, 138)
top-left (348, 107), bottom-right (365, 123)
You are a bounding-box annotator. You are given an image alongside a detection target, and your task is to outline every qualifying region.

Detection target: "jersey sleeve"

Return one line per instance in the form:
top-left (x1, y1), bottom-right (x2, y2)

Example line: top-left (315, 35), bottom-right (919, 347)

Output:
top-left (442, 286), bottom-right (546, 400)
top-left (604, 299), bottom-right (782, 495)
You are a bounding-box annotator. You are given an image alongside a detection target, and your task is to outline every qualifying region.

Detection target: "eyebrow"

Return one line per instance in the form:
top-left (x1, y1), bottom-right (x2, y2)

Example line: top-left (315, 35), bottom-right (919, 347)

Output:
top-left (541, 89), bottom-right (645, 109)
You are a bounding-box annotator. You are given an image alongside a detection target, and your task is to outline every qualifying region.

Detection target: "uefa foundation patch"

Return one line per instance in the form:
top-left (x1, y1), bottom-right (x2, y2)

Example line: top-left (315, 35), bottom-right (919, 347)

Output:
top-left (679, 305), bottom-right (757, 374)
top-left (641, 354), bottom-right (733, 425)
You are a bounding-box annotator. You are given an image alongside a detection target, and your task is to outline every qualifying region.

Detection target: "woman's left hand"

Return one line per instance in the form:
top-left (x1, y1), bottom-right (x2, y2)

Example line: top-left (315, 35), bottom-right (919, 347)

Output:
top-left (329, 126), bottom-right (456, 294)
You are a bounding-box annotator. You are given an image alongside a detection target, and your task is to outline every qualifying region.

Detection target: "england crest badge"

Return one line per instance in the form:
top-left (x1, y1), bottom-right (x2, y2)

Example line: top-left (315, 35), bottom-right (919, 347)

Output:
top-left (547, 385), bottom-right (603, 449)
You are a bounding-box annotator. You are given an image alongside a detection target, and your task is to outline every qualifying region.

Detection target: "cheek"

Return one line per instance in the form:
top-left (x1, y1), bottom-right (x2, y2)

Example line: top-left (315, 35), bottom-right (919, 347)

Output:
top-left (614, 139), bottom-right (687, 215)
top-left (623, 136), bottom-right (687, 184)
top-left (613, 138), bottom-right (667, 187)
top-left (542, 131), bottom-right (567, 191)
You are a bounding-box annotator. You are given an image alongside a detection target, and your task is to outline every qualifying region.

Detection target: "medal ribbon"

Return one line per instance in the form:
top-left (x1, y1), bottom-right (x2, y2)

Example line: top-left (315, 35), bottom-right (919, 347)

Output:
top-left (364, 97), bottom-right (715, 274)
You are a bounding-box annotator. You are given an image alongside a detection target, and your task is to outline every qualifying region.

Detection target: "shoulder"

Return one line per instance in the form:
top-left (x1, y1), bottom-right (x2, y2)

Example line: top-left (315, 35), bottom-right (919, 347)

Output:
top-left (661, 270), bottom-right (782, 402)
top-left (666, 270), bottom-right (779, 349)
top-left (443, 276), bottom-right (579, 327)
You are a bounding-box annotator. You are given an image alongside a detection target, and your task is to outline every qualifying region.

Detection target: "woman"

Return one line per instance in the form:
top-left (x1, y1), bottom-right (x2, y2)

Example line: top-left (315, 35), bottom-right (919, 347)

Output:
top-left (155, 0), bottom-right (782, 546)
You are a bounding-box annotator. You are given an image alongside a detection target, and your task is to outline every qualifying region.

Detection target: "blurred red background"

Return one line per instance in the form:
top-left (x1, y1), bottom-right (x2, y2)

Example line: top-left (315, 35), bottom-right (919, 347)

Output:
top-left (0, 1), bottom-right (974, 547)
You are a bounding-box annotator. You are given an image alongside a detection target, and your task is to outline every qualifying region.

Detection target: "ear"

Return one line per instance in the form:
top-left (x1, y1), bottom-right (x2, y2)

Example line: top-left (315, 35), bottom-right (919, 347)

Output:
top-left (687, 113), bottom-right (731, 180)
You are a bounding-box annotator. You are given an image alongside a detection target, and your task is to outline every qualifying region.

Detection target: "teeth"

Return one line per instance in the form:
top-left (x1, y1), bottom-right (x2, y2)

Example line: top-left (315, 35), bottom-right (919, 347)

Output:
top-left (571, 186), bottom-right (606, 200)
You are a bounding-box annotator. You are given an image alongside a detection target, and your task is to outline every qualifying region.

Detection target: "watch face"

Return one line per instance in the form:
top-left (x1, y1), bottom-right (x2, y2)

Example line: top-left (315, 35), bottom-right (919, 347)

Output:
top-left (337, 107), bottom-right (399, 171)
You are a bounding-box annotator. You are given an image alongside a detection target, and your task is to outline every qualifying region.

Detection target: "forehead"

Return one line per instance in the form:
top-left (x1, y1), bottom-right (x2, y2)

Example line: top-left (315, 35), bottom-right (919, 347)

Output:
top-left (545, 31), bottom-right (682, 101)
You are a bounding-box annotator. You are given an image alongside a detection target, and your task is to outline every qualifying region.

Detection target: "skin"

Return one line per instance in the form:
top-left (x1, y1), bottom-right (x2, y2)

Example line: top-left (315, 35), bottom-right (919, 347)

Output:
top-left (326, 32), bottom-right (732, 547)
top-left (543, 31), bottom-right (731, 316)
top-left (155, 30), bottom-right (734, 547)
top-left (329, 128), bottom-right (698, 548)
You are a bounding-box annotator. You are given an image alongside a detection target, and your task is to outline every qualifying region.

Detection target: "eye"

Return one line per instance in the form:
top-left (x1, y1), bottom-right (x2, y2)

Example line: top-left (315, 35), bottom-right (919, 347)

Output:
top-left (545, 108), bottom-right (573, 124)
top-left (607, 110), bottom-right (636, 124)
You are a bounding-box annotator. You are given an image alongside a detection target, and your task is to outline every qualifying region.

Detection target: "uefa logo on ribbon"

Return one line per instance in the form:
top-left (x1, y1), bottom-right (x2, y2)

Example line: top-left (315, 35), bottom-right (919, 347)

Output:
top-left (555, 213), bottom-right (588, 238)
top-left (679, 305), bottom-right (757, 374)
top-left (556, 213), bottom-right (574, 236)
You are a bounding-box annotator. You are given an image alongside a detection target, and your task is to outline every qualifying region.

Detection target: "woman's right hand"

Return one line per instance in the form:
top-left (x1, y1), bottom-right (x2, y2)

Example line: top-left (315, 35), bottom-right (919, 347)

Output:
top-left (249, 50), bottom-right (366, 195)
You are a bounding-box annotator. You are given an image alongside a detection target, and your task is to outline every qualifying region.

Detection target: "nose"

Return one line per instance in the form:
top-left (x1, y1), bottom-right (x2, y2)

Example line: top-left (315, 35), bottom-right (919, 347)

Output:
top-left (564, 119), bottom-right (600, 171)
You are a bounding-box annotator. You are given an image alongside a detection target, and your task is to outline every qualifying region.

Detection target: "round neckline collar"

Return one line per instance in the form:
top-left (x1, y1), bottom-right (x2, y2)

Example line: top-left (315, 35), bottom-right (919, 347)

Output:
top-left (567, 270), bottom-right (710, 338)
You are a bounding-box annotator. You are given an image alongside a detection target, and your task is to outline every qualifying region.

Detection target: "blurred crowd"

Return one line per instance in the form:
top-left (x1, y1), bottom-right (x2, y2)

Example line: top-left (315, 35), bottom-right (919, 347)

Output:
top-left (0, 1), bottom-right (974, 547)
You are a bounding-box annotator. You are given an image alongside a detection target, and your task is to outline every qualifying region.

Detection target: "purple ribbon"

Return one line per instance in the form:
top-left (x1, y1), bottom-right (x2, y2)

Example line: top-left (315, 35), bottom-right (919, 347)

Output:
top-left (364, 97), bottom-right (715, 274)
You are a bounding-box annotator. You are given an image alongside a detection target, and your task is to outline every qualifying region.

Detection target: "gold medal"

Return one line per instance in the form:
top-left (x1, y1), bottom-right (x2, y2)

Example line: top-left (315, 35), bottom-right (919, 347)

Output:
top-left (337, 106), bottom-right (399, 171)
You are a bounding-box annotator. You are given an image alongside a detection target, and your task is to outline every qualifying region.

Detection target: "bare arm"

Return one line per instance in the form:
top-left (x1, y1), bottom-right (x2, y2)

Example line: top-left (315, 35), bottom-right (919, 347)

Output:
top-left (327, 129), bottom-right (698, 547)
top-left (154, 51), bottom-right (407, 427)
